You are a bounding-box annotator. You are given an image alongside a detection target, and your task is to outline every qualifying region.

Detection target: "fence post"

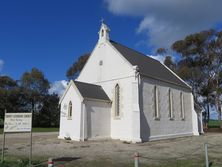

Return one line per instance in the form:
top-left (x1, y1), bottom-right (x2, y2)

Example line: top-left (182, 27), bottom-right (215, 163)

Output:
top-left (48, 158), bottom-right (54, 167)
top-left (204, 143), bottom-right (209, 167)
top-left (134, 152), bottom-right (139, 167)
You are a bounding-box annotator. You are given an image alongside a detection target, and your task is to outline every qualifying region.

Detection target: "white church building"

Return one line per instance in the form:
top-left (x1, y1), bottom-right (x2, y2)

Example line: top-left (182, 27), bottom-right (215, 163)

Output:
top-left (58, 23), bottom-right (202, 143)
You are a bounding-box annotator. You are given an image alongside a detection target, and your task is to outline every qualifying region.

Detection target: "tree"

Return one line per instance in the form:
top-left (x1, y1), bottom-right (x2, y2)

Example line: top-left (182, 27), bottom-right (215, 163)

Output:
top-left (156, 48), bottom-right (167, 55)
top-left (36, 94), bottom-right (60, 127)
top-left (20, 68), bottom-right (50, 126)
top-left (207, 30), bottom-right (222, 128)
top-left (21, 68), bottom-right (50, 95)
top-left (156, 48), bottom-right (176, 72)
top-left (0, 76), bottom-right (21, 119)
top-left (164, 56), bottom-right (176, 72)
top-left (171, 29), bottom-right (222, 127)
top-left (0, 76), bottom-right (17, 88)
top-left (0, 69), bottom-right (60, 128)
top-left (66, 53), bottom-right (90, 80)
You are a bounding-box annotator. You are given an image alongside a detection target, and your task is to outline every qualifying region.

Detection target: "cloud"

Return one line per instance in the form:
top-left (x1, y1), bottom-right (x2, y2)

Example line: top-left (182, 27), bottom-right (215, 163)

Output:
top-left (49, 80), bottom-right (68, 97)
top-left (105, 0), bottom-right (222, 48)
top-left (0, 59), bottom-right (4, 73)
top-left (148, 54), bottom-right (175, 64)
top-left (148, 55), bottom-right (165, 63)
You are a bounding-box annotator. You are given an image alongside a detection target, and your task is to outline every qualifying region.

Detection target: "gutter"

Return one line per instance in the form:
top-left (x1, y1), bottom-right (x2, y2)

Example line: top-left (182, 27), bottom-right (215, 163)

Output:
top-left (84, 97), bottom-right (112, 103)
top-left (139, 72), bottom-right (192, 92)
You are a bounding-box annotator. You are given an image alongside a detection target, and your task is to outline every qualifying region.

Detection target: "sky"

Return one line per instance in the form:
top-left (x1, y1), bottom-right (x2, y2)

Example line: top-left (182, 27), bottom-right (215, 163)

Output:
top-left (1, 0), bottom-right (222, 97)
top-left (0, 0), bottom-right (142, 82)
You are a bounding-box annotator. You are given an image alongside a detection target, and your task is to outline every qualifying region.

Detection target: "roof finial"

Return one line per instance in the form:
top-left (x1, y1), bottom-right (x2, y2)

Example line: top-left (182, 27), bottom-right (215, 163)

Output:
top-left (100, 18), bottom-right (105, 24)
top-left (98, 19), bottom-right (110, 42)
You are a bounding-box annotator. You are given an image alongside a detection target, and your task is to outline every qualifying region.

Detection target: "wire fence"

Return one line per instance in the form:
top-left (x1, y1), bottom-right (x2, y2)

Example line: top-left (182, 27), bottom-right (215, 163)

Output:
top-left (15, 142), bottom-right (222, 167)
top-left (136, 142), bottom-right (222, 167)
top-left (1, 142), bottom-right (222, 167)
top-left (30, 142), bottom-right (222, 167)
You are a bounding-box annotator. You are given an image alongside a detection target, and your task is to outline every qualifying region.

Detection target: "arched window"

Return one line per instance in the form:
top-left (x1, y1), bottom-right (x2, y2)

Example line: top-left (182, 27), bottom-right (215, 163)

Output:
top-left (154, 86), bottom-right (160, 119)
top-left (180, 92), bottom-right (185, 120)
top-left (68, 101), bottom-right (72, 120)
top-left (115, 84), bottom-right (120, 117)
top-left (169, 89), bottom-right (174, 120)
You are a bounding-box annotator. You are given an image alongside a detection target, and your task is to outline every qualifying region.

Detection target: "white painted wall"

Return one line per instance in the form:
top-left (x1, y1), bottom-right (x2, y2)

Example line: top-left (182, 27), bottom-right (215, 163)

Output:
top-left (96, 76), bottom-right (140, 142)
top-left (197, 110), bottom-right (204, 134)
top-left (77, 41), bottom-right (134, 83)
top-left (191, 94), bottom-right (199, 135)
top-left (77, 40), bottom-right (141, 142)
top-left (140, 76), bottom-right (197, 141)
top-left (61, 24), bottom-right (198, 142)
top-left (58, 84), bottom-right (83, 141)
top-left (84, 100), bottom-right (111, 139)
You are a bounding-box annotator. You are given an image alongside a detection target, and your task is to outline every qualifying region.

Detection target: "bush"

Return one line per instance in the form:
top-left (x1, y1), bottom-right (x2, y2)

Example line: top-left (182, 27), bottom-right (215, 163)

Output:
top-left (208, 120), bottom-right (220, 128)
top-left (0, 158), bottom-right (45, 167)
top-left (0, 118), bottom-right (3, 128)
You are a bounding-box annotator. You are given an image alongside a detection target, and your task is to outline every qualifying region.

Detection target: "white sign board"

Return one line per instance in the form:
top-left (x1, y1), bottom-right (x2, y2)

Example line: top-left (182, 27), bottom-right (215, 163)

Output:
top-left (4, 113), bottom-right (32, 132)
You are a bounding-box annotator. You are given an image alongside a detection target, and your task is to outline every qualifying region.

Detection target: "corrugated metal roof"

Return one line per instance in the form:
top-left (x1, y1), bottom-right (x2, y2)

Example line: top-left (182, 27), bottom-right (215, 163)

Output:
top-left (74, 81), bottom-right (111, 101)
top-left (110, 40), bottom-right (191, 91)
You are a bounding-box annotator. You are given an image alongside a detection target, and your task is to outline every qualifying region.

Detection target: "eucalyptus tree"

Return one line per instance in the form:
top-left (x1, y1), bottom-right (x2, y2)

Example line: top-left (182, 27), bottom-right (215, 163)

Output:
top-left (0, 76), bottom-right (20, 118)
top-left (172, 29), bottom-right (222, 127)
top-left (20, 68), bottom-right (50, 126)
top-left (66, 53), bottom-right (90, 80)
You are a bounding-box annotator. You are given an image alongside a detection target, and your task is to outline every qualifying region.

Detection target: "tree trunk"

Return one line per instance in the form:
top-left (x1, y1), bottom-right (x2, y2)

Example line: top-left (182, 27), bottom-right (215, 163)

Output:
top-left (31, 100), bottom-right (35, 126)
top-left (218, 105), bottom-right (222, 129)
top-left (207, 103), bottom-right (210, 125)
top-left (215, 94), bottom-right (222, 129)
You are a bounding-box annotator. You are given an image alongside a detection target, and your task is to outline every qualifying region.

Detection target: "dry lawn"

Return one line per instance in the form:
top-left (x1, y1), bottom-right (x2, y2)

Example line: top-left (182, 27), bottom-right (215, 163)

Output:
top-left (1, 132), bottom-right (222, 166)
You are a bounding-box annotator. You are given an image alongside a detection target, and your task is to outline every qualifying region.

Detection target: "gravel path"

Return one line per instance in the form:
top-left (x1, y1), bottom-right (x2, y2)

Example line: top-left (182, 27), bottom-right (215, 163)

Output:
top-left (1, 132), bottom-right (222, 165)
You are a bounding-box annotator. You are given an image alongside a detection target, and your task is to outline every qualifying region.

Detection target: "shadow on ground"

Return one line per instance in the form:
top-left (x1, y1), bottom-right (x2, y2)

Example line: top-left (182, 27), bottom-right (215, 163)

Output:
top-left (53, 157), bottom-right (81, 166)
top-left (54, 156), bottom-right (81, 162)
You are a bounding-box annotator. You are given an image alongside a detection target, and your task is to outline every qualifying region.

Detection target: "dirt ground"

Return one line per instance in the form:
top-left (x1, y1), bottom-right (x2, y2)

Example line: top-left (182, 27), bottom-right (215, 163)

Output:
top-left (1, 132), bottom-right (222, 166)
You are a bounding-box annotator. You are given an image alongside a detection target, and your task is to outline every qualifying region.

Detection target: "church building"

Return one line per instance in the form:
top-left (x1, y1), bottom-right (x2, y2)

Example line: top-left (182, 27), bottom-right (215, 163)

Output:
top-left (58, 23), bottom-right (202, 142)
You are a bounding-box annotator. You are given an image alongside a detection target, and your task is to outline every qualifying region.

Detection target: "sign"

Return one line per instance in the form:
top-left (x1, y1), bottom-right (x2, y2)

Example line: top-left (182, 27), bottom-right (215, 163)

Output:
top-left (4, 113), bottom-right (32, 132)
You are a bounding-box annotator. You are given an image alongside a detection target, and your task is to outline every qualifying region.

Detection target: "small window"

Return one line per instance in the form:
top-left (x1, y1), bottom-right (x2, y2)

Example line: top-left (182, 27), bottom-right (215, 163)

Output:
top-left (68, 101), bottom-right (72, 120)
top-left (101, 29), bottom-right (104, 37)
top-left (169, 89), bottom-right (174, 120)
top-left (154, 86), bottom-right (160, 120)
top-left (114, 84), bottom-right (120, 117)
top-left (180, 92), bottom-right (185, 120)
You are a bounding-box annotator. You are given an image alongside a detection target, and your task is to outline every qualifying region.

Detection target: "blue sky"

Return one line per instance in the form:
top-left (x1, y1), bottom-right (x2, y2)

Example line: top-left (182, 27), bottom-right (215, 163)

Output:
top-left (0, 0), bottom-right (144, 82)
top-left (1, 0), bottom-right (222, 83)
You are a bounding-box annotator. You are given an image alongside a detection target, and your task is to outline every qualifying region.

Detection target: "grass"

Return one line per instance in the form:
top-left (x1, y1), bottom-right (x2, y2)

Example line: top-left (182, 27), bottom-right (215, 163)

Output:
top-left (0, 156), bottom-right (46, 167)
top-left (0, 156), bottom-right (206, 167)
top-left (0, 127), bottom-right (58, 134)
top-left (0, 118), bottom-right (3, 125)
top-left (208, 119), bottom-right (220, 128)
top-left (53, 158), bottom-right (206, 167)
top-left (32, 127), bottom-right (59, 132)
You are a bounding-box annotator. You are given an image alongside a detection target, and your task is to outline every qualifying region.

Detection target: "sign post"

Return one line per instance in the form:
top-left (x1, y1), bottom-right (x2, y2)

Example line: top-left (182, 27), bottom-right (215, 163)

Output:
top-left (1, 112), bottom-right (32, 164)
top-left (1, 109), bottom-right (6, 163)
top-left (29, 109), bottom-right (33, 166)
